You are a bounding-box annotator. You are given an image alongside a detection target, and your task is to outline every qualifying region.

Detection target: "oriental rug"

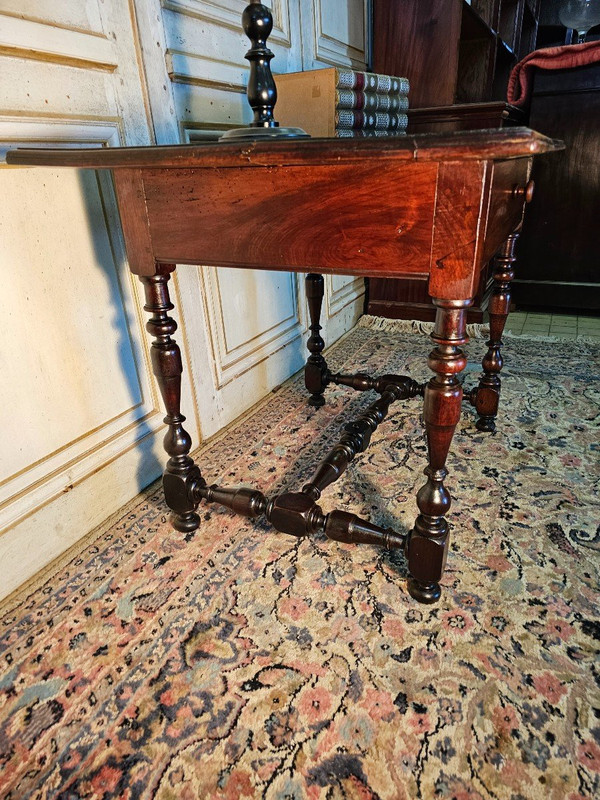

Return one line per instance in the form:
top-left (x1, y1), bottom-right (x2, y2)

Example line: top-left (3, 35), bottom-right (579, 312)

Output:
top-left (1, 319), bottom-right (599, 800)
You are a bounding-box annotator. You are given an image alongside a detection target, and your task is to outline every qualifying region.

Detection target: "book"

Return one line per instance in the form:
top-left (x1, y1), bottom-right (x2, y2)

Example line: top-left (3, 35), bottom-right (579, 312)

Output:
top-left (335, 129), bottom-right (407, 138)
top-left (276, 68), bottom-right (410, 138)
top-left (334, 69), bottom-right (409, 95)
top-left (335, 90), bottom-right (409, 113)
top-left (335, 110), bottom-right (408, 132)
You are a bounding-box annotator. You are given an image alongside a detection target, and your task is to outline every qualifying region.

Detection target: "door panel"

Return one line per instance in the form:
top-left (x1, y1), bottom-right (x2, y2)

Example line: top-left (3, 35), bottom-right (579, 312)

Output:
top-left (2, 170), bottom-right (144, 478)
top-left (0, 162), bottom-right (166, 528)
top-left (0, 4), bottom-right (194, 599)
top-left (302, 0), bottom-right (370, 69)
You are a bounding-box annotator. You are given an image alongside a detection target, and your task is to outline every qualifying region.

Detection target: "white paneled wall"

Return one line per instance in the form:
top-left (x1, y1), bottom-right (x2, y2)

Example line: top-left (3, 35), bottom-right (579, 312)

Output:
top-left (0, 0), bottom-right (186, 599)
top-left (0, 0), bottom-right (369, 600)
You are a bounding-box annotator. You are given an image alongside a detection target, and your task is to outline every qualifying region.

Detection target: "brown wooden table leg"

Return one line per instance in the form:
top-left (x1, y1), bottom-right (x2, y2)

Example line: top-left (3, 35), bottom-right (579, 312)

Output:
top-left (305, 273), bottom-right (329, 407)
top-left (470, 231), bottom-right (519, 432)
top-left (407, 298), bottom-right (470, 603)
top-left (141, 265), bottom-right (203, 532)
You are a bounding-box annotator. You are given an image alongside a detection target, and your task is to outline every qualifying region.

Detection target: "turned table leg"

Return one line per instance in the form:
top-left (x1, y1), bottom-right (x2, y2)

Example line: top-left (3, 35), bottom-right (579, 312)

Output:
top-left (305, 273), bottom-right (329, 407)
top-left (141, 266), bottom-right (203, 533)
top-left (407, 298), bottom-right (470, 604)
top-left (470, 232), bottom-right (519, 432)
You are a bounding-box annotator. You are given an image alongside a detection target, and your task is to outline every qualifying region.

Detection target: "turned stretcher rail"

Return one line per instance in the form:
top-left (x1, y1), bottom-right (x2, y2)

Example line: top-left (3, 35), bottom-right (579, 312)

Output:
top-left (190, 369), bottom-right (423, 551)
top-left (194, 483), bottom-right (406, 551)
top-left (303, 375), bottom-right (423, 502)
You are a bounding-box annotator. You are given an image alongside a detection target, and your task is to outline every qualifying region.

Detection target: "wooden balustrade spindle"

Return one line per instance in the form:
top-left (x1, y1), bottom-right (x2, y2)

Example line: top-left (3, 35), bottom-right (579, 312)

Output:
top-left (329, 372), bottom-right (425, 395)
top-left (303, 378), bottom-right (420, 501)
top-left (195, 484), bottom-right (268, 517)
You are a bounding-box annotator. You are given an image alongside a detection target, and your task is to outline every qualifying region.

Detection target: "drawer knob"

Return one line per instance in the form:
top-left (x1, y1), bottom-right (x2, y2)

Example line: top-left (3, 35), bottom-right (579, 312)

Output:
top-left (513, 180), bottom-right (535, 204)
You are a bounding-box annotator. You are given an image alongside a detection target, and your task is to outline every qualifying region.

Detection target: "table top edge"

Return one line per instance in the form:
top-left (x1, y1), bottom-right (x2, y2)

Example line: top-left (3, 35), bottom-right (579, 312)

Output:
top-left (5, 127), bottom-right (564, 170)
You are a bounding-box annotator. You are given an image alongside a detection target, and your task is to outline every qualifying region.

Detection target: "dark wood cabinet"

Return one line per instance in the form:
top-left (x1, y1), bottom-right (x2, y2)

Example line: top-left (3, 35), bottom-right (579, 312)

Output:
top-left (368, 0), bottom-right (541, 321)
top-left (370, 0), bottom-right (540, 109)
top-left (514, 62), bottom-right (600, 311)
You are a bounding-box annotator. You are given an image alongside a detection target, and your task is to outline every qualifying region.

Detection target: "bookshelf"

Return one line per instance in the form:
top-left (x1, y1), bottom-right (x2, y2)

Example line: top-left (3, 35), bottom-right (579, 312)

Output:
top-left (368, 0), bottom-right (541, 322)
top-left (370, 1), bottom-right (540, 109)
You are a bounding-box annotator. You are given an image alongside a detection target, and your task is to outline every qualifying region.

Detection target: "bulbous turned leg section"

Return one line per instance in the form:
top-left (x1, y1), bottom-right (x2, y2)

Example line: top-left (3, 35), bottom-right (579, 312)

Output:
top-left (472, 232), bottom-right (518, 433)
top-left (305, 273), bottom-right (329, 407)
top-left (408, 298), bottom-right (470, 603)
top-left (141, 267), bottom-right (202, 533)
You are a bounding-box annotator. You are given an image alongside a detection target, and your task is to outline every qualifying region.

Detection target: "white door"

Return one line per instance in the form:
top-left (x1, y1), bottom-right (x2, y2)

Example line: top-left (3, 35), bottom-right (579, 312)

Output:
top-left (0, 0), bottom-right (196, 599)
top-left (0, 0), bottom-right (370, 601)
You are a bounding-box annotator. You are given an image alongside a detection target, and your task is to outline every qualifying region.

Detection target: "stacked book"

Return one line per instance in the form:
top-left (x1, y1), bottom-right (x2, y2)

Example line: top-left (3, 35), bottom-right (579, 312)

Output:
top-left (275, 67), bottom-right (410, 138)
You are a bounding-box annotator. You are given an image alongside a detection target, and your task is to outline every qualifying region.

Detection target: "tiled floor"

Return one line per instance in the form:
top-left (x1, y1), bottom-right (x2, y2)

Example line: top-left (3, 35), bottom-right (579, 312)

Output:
top-left (505, 312), bottom-right (600, 341)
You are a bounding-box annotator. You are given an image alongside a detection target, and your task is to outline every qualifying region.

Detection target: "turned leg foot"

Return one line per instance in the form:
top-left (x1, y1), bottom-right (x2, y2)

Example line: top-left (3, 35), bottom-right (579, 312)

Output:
top-left (471, 231), bottom-right (519, 433)
top-left (305, 273), bottom-right (329, 407)
top-left (163, 460), bottom-right (202, 532)
top-left (141, 266), bottom-right (203, 533)
top-left (408, 298), bottom-right (470, 603)
top-left (407, 578), bottom-right (441, 604)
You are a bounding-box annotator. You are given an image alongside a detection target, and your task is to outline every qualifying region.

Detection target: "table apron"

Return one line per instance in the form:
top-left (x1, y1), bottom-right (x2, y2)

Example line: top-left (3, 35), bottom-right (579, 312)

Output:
top-left (139, 161), bottom-right (438, 278)
top-left (113, 157), bottom-right (531, 296)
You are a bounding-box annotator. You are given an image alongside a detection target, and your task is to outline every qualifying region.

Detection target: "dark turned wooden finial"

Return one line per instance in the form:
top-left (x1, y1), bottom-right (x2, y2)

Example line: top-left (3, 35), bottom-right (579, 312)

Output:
top-left (220, 1), bottom-right (308, 140)
top-left (243, 0), bottom-right (277, 128)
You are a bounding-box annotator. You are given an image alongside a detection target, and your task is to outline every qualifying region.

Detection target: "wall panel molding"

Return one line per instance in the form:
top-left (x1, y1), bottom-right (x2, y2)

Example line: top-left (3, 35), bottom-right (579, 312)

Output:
top-left (0, 116), bottom-right (123, 160)
top-left (326, 275), bottom-right (365, 318)
top-left (162, 0), bottom-right (292, 46)
top-left (180, 122), bottom-right (239, 141)
top-left (199, 268), bottom-right (303, 389)
top-left (166, 50), bottom-right (246, 91)
top-left (0, 14), bottom-right (117, 71)
top-left (0, 118), bottom-right (163, 534)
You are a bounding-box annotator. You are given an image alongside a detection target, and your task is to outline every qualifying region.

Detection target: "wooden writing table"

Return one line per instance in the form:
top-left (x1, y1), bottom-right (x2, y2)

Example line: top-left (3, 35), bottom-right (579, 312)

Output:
top-left (7, 128), bottom-right (562, 603)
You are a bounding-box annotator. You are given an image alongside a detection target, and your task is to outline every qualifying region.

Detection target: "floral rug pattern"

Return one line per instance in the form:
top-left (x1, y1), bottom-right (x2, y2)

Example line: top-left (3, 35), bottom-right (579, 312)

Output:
top-left (1, 322), bottom-right (599, 800)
